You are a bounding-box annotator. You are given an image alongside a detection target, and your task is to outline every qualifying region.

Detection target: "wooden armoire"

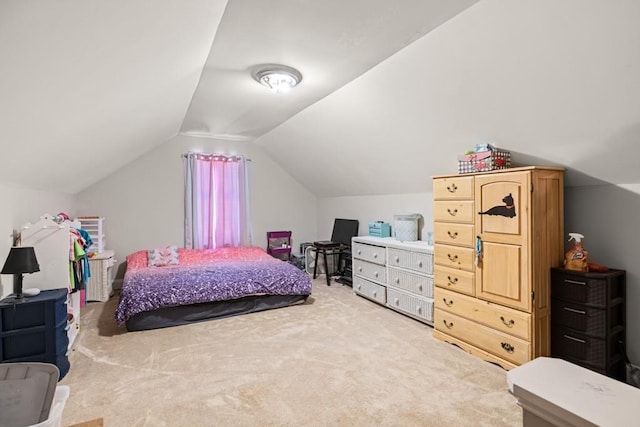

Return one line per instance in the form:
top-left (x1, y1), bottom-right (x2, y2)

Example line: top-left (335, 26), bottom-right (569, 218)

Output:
top-left (432, 166), bottom-right (564, 370)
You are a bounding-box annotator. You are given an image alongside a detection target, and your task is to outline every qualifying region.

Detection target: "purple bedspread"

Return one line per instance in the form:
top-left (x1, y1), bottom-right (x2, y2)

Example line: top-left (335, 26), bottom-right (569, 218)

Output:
top-left (115, 254), bottom-right (311, 325)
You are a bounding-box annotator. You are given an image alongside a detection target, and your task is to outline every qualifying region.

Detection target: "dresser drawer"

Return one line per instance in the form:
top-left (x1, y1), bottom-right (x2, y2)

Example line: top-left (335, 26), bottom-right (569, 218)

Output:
top-left (388, 267), bottom-right (433, 298)
top-left (551, 299), bottom-right (622, 338)
top-left (388, 248), bottom-right (433, 275)
top-left (434, 222), bottom-right (474, 248)
top-left (434, 244), bottom-right (475, 271)
top-left (435, 309), bottom-right (531, 365)
top-left (352, 242), bottom-right (386, 265)
top-left (353, 276), bottom-right (386, 305)
top-left (353, 259), bottom-right (386, 283)
top-left (387, 288), bottom-right (433, 323)
top-left (551, 268), bottom-right (625, 307)
top-left (434, 265), bottom-right (474, 296)
top-left (433, 176), bottom-right (474, 200)
top-left (551, 326), bottom-right (623, 369)
top-left (433, 201), bottom-right (475, 223)
top-left (436, 288), bottom-right (531, 340)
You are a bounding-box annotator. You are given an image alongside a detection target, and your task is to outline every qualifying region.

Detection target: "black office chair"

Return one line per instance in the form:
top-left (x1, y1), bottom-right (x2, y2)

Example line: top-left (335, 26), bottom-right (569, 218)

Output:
top-left (312, 219), bottom-right (359, 286)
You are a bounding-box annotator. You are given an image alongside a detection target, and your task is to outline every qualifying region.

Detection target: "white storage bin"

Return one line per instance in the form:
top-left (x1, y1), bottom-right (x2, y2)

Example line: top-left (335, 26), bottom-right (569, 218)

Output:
top-left (86, 250), bottom-right (116, 302)
top-left (29, 386), bottom-right (70, 427)
top-left (393, 214), bottom-right (420, 241)
top-left (76, 217), bottom-right (106, 253)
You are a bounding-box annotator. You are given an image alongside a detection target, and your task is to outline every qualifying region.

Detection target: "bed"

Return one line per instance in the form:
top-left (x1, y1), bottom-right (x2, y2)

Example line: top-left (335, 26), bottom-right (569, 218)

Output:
top-left (115, 246), bottom-right (312, 331)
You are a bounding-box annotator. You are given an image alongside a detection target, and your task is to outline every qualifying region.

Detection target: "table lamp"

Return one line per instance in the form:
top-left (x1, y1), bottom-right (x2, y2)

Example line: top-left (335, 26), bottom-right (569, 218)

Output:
top-left (1, 246), bottom-right (40, 302)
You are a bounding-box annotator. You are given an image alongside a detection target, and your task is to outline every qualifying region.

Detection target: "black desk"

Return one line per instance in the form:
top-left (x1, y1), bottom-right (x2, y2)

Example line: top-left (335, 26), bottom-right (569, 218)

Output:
top-left (0, 288), bottom-right (70, 380)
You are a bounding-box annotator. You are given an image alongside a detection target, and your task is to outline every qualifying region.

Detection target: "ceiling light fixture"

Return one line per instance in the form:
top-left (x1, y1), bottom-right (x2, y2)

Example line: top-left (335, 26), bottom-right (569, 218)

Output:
top-left (252, 65), bottom-right (302, 94)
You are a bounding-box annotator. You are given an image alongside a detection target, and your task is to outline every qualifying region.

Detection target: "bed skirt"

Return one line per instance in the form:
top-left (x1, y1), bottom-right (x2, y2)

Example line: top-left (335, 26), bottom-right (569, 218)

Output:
top-left (125, 294), bottom-right (309, 332)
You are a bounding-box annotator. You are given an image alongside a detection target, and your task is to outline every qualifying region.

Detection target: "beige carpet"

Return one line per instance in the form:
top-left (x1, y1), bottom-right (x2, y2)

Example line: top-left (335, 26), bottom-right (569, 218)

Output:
top-left (60, 277), bottom-right (521, 426)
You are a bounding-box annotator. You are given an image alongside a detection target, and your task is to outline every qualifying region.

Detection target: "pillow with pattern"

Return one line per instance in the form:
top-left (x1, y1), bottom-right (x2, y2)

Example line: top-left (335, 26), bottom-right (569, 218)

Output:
top-left (148, 245), bottom-right (179, 267)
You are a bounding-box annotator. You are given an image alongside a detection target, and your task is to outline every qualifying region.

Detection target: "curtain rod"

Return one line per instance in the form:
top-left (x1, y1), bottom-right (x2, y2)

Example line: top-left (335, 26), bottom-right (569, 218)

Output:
top-left (181, 153), bottom-right (252, 161)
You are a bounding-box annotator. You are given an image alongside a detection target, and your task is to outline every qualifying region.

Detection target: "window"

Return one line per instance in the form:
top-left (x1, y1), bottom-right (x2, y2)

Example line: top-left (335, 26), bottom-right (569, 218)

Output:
top-left (183, 153), bottom-right (252, 249)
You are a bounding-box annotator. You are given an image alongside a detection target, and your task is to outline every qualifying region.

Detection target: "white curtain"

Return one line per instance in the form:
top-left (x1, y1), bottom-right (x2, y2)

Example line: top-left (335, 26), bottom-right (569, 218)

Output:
top-left (184, 153), bottom-right (252, 249)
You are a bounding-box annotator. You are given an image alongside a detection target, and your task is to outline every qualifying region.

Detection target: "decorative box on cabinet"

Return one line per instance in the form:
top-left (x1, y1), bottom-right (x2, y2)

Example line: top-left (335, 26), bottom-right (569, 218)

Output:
top-left (550, 267), bottom-right (626, 380)
top-left (352, 236), bottom-right (434, 325)
top-left (86, 250), bottom-right (116, 302)
top-left (433, 166), bottom-right (564, 370)
top-left (0, 289), bottom-right (71, 379)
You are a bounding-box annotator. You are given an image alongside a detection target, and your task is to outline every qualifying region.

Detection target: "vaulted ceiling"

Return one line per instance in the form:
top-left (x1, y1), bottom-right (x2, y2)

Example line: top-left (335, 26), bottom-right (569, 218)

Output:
top-left (2, 1), bottom-right (639, 196)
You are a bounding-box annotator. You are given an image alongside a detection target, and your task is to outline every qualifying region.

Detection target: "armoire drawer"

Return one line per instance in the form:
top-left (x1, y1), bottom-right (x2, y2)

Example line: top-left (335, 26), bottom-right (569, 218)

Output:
top-left (388, 267), bottom-right (433, 298)
top-left (387, 288), bottom-right (433, 323)
top-left (436, 288), bottom-right (531, 340)
top-left (434, 265), bottom-right (475, 296)
top-left (388, 248), bottom-right (433, 275)
top-left (352, 242), bottom-right (386, 265)
top-left (433, 222), bottom-right (474, 248)
top-left (353, 259), bottom-right (386, 283)
top-left (433, 201), bottom-right (475, 224)
top-left (353, 276), bottom-right (386, 305)
top-left (433, 176), bottom-right (474, 200)
top-left (434, 245), bottom-right (475, 271)
top-left (435, 308), bottom-right (531, 365)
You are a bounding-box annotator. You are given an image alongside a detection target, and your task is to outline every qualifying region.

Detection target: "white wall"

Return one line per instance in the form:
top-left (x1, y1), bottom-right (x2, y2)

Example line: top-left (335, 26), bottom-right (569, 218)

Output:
top-left (317, 193), bottom-right (432, 241)
top-left (0, 183), bottom-right (76, 298)
top-left (75, 135), bottom-right (317, 281)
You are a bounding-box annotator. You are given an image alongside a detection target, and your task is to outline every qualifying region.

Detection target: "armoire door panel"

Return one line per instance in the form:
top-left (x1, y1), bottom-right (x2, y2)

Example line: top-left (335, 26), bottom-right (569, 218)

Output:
top-left (478, 241), bottom-right (530, 311)
top-left (476, 173), bottom-right (528, 246)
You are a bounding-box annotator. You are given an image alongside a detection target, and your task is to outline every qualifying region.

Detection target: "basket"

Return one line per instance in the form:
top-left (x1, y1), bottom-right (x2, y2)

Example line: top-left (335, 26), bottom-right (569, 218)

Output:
top-left (458, 150), bottom-right (511, 174)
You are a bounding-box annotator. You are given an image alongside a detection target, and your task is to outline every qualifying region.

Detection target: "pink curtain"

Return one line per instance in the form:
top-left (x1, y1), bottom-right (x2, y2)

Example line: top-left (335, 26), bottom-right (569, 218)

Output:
top-left (184, 153), bottom-right (252, 249)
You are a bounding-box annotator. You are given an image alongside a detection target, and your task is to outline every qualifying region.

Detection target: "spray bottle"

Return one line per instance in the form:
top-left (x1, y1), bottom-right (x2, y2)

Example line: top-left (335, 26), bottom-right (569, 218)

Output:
top-left (564, 233), bottom-right (589, 272)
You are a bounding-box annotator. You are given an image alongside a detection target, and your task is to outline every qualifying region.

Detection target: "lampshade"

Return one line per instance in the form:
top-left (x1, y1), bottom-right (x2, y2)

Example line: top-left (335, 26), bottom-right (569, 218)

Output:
top-left (1, 247), bottom-right (40, 274)
top-left (252, 65), bottom-right (302, 93)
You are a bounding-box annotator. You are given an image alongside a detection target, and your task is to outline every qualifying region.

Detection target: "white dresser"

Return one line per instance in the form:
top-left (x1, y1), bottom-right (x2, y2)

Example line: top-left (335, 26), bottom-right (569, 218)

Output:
top-left (352, 236), bottom-right (434, 325)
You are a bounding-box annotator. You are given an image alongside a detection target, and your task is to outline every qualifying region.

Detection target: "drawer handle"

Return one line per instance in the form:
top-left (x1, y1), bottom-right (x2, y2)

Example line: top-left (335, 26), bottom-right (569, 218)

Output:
top-left (447, 183), bottom-right (458, 193)
top-left (564, 279), bottom-right (586, 286)
top-left (394, 298), bottom-right (400, 305)
top-left (563, 334), bottom-right (586, 344)
top-left (357, 284), bottom-right (361, 290)
top-left (373, 291), bottom-right (377, 297)
top-left (395, 278), bottom-right (400, 284)
top-left (358, 266), bottom-right (362, 272)
top-left (447, 276), bottom-right (458, 285)
top-left (374, 272), bottom-right (378, 277)
top-left (373, 253), bottom-right (378, 258)
top-left (447, 208), bottom-right (458, 216)
top-left (447, 254), bottom-right (458, 262)
top-left (447, 231), bottom-right (458, 239)
top-left (500, 316), bottom-right (515, 328)
top-left (563, 307), bottom-right (586, 315)
top-left (501, 342), bottom-right (515, 353)
top-left (417, 261), bottom-right (423, 267)
top-left (418, 284), bottom-right (423, 291)
top-left (395, 256), bottom-right (400, 263)
top-left (443, 298), bottom-right (453, 307)
top-left (357, 250), bottom-right (362, 255)
top-left (443, 320), bottom-right (454, 329)
top-left (416, 306), bottom-right (421, 313)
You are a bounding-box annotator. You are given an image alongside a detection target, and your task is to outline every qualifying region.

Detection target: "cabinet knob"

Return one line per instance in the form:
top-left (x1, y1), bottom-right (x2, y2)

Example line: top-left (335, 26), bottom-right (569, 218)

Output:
top-left (417, 261), bottom-right (423, 267)
top-left (357, 284), bottom-right (361, 290)
top-left (374, 272), bottom-right (378, 278)
top-left (357, 250), bottom-right (361, 255)
top-left (395, 298), bottom-right (399, 305)
top-left (416, 306), bottom-right (421, 313)
top-left (373, 291), bottom-right (377, 297)
top-left (447, 231), bottom-right (458, 239)
top-left (358, 267), bottom-right (362, 272)
top-left (447, 208), bottom-right (458, 216)
top-left (373, 253), bottom-right (378, 258)
top-left (446, 183), bottom-right (458, 193)
top-left (395, 278), bottom-right (400, 284)
top-left (418, 284), bottom-right (422, 291)
top-left (443, 298), bottom-right (453, 307)
top-left (395, 256), bottom-right (400, 263)
top-left (447, 276), bottom-right (458, 285)
top-left (443, 320), bottom-right (454, 329)
top-left (447, 254), bottom-right (458, 262)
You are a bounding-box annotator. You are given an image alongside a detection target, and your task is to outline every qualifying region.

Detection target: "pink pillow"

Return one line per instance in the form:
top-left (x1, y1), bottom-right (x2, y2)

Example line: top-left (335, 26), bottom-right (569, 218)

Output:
top-left (148, 245), bottom-right (179, 267)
